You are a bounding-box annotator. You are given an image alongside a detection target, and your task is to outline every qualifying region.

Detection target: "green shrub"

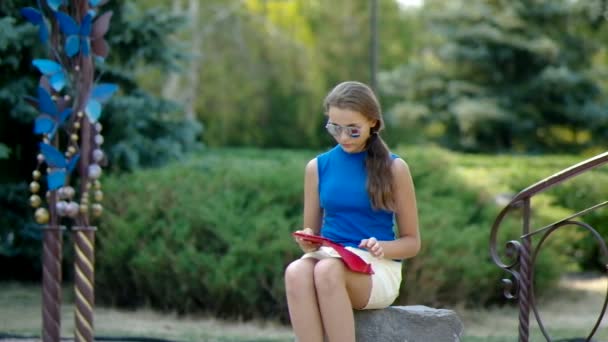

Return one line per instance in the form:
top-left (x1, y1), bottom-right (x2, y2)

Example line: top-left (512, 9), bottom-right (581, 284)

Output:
top-left (395, 147), bottom-right (571, 307)
top-left (457, 153), bottom-right (608, 272)
top-left (0, 182), bottom-right (41, 280)
top-left (0, 182), bottom-right (75, 281)
top-left (96, 147), bottom-right (591, 320)
top-left (97, 149), bottom-right (309, 318)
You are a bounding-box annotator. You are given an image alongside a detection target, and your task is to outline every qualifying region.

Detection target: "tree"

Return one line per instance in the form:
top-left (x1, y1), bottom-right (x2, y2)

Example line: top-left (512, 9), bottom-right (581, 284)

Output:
top-left (155, 0), bottom-right (419, 149)
top-left (0, 0), bottom-right (199, 280)
top-left (183, 0), bottom-right (327, 148)
top-left (382, 0), bottom-right (608, 152)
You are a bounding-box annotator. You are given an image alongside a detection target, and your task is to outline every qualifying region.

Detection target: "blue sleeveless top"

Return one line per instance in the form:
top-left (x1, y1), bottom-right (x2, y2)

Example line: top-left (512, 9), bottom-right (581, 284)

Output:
top-left (317, 145), bottom-right (398, 249)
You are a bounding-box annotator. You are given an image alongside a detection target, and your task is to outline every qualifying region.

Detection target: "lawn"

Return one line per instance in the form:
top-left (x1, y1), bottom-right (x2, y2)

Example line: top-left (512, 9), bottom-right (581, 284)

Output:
top-left (0, 282), bottom-right (290, 342)
top-left (1, 275), bottom-right (606, 342)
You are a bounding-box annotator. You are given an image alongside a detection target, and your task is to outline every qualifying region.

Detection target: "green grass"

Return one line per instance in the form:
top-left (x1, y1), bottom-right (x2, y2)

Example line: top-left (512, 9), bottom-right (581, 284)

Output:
top-left (457, 275), bottom-right (608, 342)
top-left (0, 283), bottom-right (292, 342)
top-left (2, 275), bottom-right (607, 342)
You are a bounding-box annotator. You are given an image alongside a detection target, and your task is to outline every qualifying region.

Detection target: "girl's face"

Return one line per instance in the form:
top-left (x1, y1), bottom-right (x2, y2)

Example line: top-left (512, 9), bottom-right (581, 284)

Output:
top-left (326, 106), bottom-right (377, 153)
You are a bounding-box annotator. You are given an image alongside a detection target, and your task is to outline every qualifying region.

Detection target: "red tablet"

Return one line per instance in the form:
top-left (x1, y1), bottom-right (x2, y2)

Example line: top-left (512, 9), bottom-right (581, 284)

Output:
top-left (292, 232), bottom-right (329, 244)
top-left (292, 232), bottom-right (374, 274)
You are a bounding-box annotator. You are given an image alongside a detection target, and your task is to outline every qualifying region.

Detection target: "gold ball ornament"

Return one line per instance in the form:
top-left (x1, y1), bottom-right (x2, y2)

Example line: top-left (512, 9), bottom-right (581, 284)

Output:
top-left (68, 146), bottom-right (77, 154)
top-left (34, 207), bottom-right (50, 224)
top-left (29, 195), bottom-right (42, 208)
top-left (73, 121), bottom-right (81, 129)
top-left (29, 181), bottom-right (40, 193)
top-left (91, 203), bottom-right (103, 217)
top-left (79, 204), bottom-right (89, 214)
top-left (94, 190), bottom-right (103, 202)
top-left (94, 180), bottom-right (101, 190)
top-left (32, 170), bottom-right (41, 180)
top-left (70, 134), bottom-right (79, 142)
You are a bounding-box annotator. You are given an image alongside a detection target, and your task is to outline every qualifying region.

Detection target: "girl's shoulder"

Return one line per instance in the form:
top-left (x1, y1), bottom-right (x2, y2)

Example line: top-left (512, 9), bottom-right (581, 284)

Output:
top-left (390, 156), bottom-right (411, 177)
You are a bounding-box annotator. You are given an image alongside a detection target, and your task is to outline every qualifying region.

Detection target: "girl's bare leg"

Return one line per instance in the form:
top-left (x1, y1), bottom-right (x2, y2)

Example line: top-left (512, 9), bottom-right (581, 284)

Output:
top-left (314, 258), bottom-right (372, 342)
top-left (285, 258), bottom-right (324, 342)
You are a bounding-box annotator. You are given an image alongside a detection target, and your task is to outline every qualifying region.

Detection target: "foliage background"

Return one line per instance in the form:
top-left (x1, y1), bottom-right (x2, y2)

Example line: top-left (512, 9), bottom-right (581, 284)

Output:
top-left (94, 146), bottom-right (602, 320)
top-left (0, 0), bottom-right (607, 323)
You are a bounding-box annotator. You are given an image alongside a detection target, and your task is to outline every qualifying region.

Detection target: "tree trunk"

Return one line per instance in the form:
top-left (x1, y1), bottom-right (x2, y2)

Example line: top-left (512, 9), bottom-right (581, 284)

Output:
top-left (184, 0), bottom-right (202, 121)
top-left (162, 0), bottom-right (184, 101)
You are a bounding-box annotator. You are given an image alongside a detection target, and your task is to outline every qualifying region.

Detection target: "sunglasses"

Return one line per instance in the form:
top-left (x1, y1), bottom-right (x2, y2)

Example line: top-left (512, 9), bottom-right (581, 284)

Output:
top-left (325, 122), bottom-right (361, 138)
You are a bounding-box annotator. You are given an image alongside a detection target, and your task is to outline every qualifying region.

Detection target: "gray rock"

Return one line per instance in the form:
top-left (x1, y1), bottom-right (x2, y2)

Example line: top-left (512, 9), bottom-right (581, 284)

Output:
top-left (354, 305), bottom-right (464, 342)
top-left (295, 305), bottom-right (464, 342)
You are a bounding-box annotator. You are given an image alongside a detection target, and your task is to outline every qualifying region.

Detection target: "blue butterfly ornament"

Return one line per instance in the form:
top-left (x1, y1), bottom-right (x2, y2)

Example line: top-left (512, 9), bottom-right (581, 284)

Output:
top-left (20, 7), bottom-right (49, 43)
top-left (32, 59), bottom-right (67, 92)
top-left (46, 0), bottom-right (64, 11)
top-left (55, 11), bottom-right (93, 57)
top-left (39, 143), bottom-right (79, 190)
top-left (31, 87), bottom-right (72, 138)
top-left (86, 83), bottom-right (118, 122)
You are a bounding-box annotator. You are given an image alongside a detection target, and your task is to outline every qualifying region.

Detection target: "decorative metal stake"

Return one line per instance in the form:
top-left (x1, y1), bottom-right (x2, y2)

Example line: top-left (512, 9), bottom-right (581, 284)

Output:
top-left (20, 1), bottom-right (116, 341)
top-left (73, 226), bottom-right (96, 342)
top-left (518, 198), bottom-right (531, 342)
top-left (41, 225), bottom-right (65, 342)
top-left (71, 2), bottom-right (95, 337)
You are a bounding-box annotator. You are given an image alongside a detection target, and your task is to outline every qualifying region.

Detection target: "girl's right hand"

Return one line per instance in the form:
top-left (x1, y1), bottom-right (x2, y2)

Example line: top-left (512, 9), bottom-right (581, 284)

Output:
top-left (294, 227), bottom-right (321, 253)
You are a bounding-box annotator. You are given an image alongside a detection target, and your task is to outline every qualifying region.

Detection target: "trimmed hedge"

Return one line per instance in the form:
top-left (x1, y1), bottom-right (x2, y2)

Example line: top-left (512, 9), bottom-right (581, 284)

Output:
top-left (96, 147), bottom-right (596, 320)
top-left (457, 153), bottom-right (608, 271)
top-left (97, 149), bottom-right (306, 318)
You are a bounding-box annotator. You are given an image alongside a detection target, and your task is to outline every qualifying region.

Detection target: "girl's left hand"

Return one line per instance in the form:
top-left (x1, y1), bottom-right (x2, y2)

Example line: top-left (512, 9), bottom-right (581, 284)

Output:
top-left (359, 237), bottom-right (384, 258)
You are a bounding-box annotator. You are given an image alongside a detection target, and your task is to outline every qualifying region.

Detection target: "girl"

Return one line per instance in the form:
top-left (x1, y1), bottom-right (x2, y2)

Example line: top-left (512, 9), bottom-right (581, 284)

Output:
top-left (284, 81), bottom-right (421, 342)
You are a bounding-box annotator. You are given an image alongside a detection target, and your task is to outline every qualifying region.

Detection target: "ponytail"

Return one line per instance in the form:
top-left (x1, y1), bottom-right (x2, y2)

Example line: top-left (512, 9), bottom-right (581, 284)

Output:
top-left (365, 133), bottom-right (395, 211)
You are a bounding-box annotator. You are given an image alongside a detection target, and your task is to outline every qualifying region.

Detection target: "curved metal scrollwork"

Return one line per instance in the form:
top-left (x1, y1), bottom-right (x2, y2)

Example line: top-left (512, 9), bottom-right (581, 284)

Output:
top-left (489, 204), bottom-right (524, 300)
top-left (501, 240), bottom-right (522, 299)
top-left (528, 220), bottom-right (608, 342)
top-left (489, 152), bottom-right (608, 342)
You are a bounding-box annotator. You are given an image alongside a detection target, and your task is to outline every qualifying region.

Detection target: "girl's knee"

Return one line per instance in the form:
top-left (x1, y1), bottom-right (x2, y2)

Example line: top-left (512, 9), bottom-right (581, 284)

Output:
top-left (284, 259), bottom-right (315, 291)
top-left (313, 258), bottom-right (345, 294)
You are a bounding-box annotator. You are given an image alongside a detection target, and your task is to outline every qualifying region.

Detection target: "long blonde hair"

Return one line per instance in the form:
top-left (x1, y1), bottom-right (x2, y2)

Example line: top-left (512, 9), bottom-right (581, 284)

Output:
top-left (323, 81), bottom-right (395, 211)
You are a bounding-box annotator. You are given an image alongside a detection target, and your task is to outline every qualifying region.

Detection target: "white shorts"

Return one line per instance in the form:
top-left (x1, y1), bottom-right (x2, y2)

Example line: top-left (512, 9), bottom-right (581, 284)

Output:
top-left (301, 246), bottom-right (403, 310)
